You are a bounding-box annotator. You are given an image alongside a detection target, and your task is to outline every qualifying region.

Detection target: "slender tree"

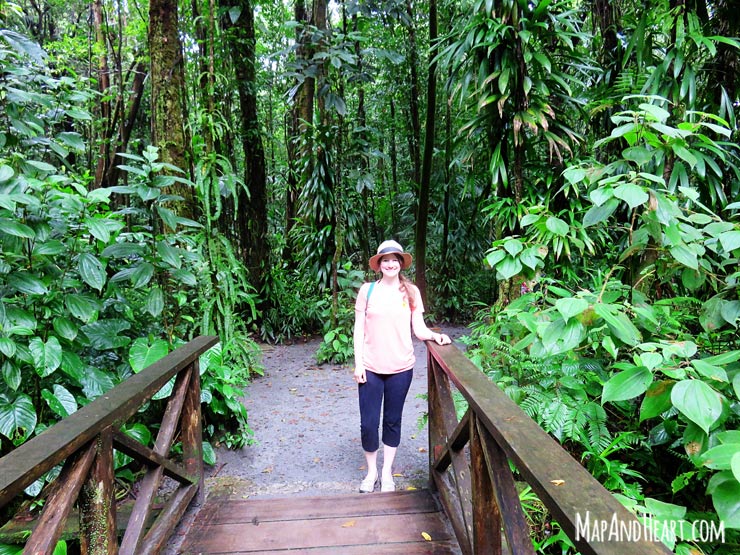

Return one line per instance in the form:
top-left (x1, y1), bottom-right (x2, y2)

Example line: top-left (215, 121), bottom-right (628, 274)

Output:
top-left (221, 0), bottom-right (269, 291)
top-left (414, 0), bottom-right (438, 303)
top-left (149, 0), bottom-right (195, 220)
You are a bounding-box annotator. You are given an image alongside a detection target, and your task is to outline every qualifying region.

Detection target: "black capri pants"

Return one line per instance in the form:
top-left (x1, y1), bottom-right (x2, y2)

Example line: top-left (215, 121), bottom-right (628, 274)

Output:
top-left (358, 368), bottom-right (413, 452)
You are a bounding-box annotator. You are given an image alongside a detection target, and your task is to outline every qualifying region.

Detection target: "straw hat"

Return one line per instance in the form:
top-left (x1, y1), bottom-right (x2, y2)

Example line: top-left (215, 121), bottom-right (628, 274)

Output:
top-left (369, 240), bottom-right (412, 272)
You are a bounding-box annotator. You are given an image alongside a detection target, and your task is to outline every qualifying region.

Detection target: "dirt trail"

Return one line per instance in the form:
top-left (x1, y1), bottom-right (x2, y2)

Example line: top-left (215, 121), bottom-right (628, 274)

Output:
top-left (166, 325), bottom-right (469, 551)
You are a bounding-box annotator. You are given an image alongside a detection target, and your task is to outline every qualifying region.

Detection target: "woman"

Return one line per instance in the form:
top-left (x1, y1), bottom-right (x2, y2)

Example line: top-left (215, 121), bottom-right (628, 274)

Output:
top-left (353, 240), bottom-right (451, 493)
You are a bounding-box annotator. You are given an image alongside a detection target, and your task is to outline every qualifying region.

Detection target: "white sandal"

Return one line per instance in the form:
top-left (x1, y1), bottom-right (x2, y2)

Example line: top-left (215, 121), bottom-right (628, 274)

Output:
top-left (359, 474), bottom-right (378, 493)
top-left (380, 477), bottom-right (395, 492)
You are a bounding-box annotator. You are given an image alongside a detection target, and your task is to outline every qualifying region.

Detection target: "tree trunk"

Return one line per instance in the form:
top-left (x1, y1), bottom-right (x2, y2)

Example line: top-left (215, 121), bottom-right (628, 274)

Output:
top-left (284, 0), bottom-right (312, 264)
top-left (149, 0), bottom-right (195, 220)
top-left (222, 0), bottom-right (269, 291)
top-left (415, 0), bottom-right (438, 304)
top-left (92, 0), bottom-right (112, 189)
top-left (404, 0), bottom-right (422, 186)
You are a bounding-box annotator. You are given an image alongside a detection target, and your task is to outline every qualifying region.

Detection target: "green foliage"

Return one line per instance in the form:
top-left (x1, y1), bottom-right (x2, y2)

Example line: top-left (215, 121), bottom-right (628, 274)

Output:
top-left (0, 37), bottom-right (261, 501)
top-left (315, 262), bottom-right (364, 364)
top-left (470, 99), bottom-right (740, 553)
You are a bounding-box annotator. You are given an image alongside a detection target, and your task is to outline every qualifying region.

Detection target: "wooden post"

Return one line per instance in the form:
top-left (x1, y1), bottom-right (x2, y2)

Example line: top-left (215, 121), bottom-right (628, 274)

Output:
top-left (470, 414), bottom-right (501, 555)
top-left (181, 361), bottom-right (204, 502)
top-left (79, 428), bottom-right (117, 555)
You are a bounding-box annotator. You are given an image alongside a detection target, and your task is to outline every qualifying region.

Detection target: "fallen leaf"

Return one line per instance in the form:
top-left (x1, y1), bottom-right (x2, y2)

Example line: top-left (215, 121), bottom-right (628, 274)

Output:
top-left (406, 486), bottom-right (417, 491)
top-left (342, 520), bottom-right (356, 528)
top-left (393, 473), bottom-right (404, 477)
top-left (421, 532), bottom-right (432, 541)
top-left (262, 466), bottom-right (273, 474)
top-left (550, 479), bottom-right (565, 486)
top-left (418, 447), bottom-right (427, 453)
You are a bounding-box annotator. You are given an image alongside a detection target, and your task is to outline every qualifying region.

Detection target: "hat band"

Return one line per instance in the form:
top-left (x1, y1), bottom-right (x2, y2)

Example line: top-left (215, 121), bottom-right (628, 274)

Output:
top-left (378, 246), bottom-right (403, 255)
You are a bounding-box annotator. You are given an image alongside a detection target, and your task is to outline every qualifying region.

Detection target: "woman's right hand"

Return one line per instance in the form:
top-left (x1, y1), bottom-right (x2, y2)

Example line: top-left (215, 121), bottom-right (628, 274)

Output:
top-left (354, 366), bottom-right (366, 384)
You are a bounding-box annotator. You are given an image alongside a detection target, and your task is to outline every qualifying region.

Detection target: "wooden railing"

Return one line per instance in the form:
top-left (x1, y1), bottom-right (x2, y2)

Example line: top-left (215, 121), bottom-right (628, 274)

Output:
top-left (0, 335), bottom-right (218, 555)
top-left (426, 342), bottom-right (673, 555)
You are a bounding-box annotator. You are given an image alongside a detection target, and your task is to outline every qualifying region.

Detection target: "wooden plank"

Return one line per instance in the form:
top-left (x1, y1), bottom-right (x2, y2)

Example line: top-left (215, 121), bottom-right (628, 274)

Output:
top-left (185, 512), bottom-right (452, 553)
top-left (181, 489), bottom-right (461, 555)
top-left (426, 343), bottom-right (673, 555)
top-left (432, 472), bottom-right (471, 555)
top-left (478, 418), bottom-right (533, 555)
top-left (112, 430), bottom-right (194, 484)
top-left (470, 415), bottom-right (501, 555)
top-left (202, 490), bottom-right (440, 524)
top-left (0, 335), bottom-right (218, 509)
top-left (79, 429), bottom-right (117, 555)
top-left (138, 483), bottom-right (198, 555)
top-left (24, 441), bottom-right (96, 555)
top-left (429, 361), bottom-right (473, 555)
top-left (181, 361), bottom-right (204, 504)
top-left (180, 541), bottom-right (460, 555)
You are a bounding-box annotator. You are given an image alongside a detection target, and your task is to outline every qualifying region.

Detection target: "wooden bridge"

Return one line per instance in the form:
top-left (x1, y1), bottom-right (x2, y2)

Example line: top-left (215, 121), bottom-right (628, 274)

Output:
top-left (0, 336), bottom-right (672, 555)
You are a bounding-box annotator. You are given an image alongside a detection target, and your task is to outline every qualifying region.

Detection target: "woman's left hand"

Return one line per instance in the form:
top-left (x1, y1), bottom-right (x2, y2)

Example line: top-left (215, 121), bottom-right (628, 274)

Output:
top-left (433, 333), bottom-right (451, 345)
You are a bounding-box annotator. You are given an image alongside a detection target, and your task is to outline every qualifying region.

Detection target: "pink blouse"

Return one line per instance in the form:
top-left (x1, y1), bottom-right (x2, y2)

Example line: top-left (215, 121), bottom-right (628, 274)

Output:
top-left (355, 281), bottom-right (424, 374)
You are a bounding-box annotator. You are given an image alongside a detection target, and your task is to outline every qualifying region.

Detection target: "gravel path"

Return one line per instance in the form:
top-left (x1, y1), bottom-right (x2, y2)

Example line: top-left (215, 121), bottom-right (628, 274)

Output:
top-left (165, 325), bottom-right (469, 552)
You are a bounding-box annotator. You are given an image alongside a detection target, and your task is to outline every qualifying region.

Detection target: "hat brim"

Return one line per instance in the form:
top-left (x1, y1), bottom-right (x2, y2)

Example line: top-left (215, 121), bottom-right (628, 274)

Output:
top-left (369, 252), bottom-right (412, 272)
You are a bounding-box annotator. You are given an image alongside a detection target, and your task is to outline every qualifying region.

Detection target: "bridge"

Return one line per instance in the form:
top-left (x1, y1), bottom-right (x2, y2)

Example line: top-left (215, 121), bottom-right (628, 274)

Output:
top-left (0, 336), bottom-right (671, 554)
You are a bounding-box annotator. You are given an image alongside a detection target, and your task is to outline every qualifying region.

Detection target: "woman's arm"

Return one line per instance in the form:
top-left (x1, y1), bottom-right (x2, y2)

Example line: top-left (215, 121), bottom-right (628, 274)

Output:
top-left (410, 286), bottom-right (451, 345)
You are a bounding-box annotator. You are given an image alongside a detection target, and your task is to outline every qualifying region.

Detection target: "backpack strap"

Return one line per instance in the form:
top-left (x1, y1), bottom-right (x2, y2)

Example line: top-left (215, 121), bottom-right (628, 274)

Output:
top-left (365, 281), bottom-right (377, 315)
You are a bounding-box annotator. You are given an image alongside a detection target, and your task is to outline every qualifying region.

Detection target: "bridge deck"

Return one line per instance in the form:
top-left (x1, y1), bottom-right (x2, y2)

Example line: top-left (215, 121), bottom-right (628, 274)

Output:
top-left (179, 488), bottom-right (461, 554)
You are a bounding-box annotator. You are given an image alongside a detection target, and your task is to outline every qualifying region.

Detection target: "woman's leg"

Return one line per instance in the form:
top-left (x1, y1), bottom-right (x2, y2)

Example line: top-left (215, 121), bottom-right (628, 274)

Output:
top-left (358, 370), bottom-right (384, 484)
top-left (380, 369), bottom-right (413, 484)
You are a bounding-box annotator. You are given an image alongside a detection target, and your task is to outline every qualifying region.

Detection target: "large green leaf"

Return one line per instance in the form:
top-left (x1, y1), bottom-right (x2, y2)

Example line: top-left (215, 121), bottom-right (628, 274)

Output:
top-left (0, 338), bottom-right (16, 358)
top-left (554, 298), bottom-right (589, 322)
top-left (495, 256), bottom-right (522, 280)
top-left (52, 317), bottom-right (78, 341)
top-left (614, 183), bottom-right (649, 209)
top-left (129, 337), bottom-right (169, 373)
top-left (640, 380), bottom-right (674, 421)
top-left (156, 241), bottom-right (182, 269)
top-left (545, 216), bottom-right (569, 236)
top-left (718, 230), bottom-right (740, 253)
top-left (593, 303), bottom-right (642, 345)
top-left (701, 443), bottom-right (740, 470)
top-left (65, 294), bottom-right (100, 323)
top-left (541, 318), bottom-right (584, 355)
top-left (42, 384), bottom-right (77, 418)
top-left (691, 359), bottom-right (728, 383)
top-left (130, 262), bottom-right (154, 288)
top-left (602, 366), bottom-right (653, 403)
top-left (79, 366), bottom-right (116, 399)
top-left (707, 471), bottom-right (740, 529)
top-left (145, 287), bottom-right (165, 317)
top-left (78, 253), bottom-right (106, 292)
top-left (29, 336), bottom-right (62, 377)
top-left (669, 244), bottom-right (698, 269)
top-left (153, 377), bottom-right (176, 401)
top-left (81, 319), bottom-right (131, 350)
top-left (671, 380), bottom-right (723, 434)
top-left (0, 164), bottom-right (14, 183)
top-left (84, 217), bottom-right (124, 243)
top-left (1, 361), bottom-right (21, 391)
top-left (171, 269), bottom-right (198, 286)
top-left (0, 220), bottom-right (35, 239)
top-left (0, 393), bottom-right (37, 440)
top-left (101, 242), bottom-right (146, 258)
top-left (203, 441), bottom-right (216, 466)
top-left (8, 272), bottom-right (48, 295)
